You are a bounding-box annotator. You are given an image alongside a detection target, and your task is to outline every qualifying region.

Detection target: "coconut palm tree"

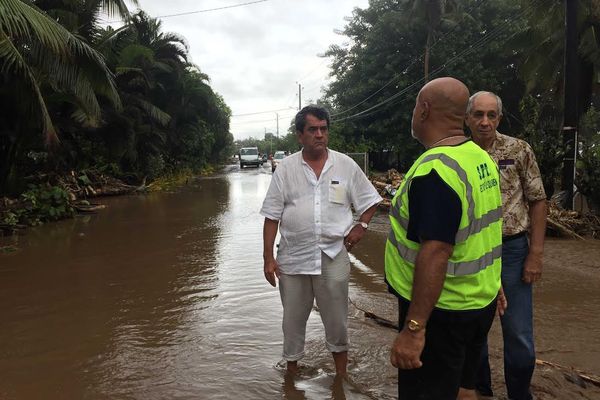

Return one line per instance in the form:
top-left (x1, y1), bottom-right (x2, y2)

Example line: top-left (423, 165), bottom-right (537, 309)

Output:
top-left (0, 0), bottom-right (121, 190)
top-left (400, 0), bottom-right (462, 81)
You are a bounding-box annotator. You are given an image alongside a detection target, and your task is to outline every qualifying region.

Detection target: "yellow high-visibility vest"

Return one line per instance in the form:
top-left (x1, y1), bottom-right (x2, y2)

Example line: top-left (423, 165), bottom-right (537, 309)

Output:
top-left (385, 140), bottom-right (502, 310)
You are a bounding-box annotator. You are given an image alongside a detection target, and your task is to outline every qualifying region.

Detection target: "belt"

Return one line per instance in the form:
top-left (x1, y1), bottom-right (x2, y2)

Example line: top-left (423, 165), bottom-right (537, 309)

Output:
top-left (502, 231), bottom-right (527, 242)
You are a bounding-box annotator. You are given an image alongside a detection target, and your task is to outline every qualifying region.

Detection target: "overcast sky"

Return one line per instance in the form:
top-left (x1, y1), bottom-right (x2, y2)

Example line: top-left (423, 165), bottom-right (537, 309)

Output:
top-left (112, 0), bottom-right (370, 140)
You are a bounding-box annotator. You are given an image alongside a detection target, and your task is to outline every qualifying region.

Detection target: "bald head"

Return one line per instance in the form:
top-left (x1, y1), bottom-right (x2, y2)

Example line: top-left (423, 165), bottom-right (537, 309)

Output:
top-left (418, 77), bottom-right (470, 119)
top-left (411, 77), bottom-right (470, 147)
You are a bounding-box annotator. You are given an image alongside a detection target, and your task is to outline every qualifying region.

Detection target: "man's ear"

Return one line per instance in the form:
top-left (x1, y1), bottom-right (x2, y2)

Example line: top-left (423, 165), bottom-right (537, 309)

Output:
top-left (421, 101), bottom-right (430, 121)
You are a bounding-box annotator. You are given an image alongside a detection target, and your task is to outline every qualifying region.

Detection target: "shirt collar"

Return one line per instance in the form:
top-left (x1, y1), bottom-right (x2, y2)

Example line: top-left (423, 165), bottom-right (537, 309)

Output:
top-left (300, 148), bottom-right (332, 165)
top-left (489, 131), bottom-right (502, 153)
top-left (299, 148), bottom-right (333, 177)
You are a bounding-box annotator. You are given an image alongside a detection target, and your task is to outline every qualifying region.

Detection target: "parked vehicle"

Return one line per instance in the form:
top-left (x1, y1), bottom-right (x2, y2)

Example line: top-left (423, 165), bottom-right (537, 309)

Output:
top-left (271, 151), bottom-right (286, 172)
top-left (239, 147), bottom-right (261, 168)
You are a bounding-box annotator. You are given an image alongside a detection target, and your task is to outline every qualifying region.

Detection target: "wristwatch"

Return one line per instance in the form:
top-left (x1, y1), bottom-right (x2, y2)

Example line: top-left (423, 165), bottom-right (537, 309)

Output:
top-left (406, 319), bottom-right (424, 333)
top-left (357, 221), bottom-right (368, 230)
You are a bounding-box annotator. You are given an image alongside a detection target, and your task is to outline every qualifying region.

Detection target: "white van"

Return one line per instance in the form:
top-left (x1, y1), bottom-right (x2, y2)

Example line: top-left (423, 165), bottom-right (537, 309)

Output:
top-left (239, 147), bottom-right (260, 168)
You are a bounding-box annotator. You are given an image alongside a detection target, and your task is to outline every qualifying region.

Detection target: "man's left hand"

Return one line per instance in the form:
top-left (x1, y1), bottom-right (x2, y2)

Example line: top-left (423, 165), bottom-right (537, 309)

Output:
top-left (522, 251), bottom-right (543, 284)
top-left (344, 224), bottom-right (366, 252)
top-left (390, 329), bottom-right (425, 369)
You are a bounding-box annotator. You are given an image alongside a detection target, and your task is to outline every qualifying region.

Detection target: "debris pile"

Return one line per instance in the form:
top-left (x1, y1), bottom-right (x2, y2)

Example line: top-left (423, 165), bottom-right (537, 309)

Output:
top-left (0, 170), bottom-right (145, 235)
top-left (57, 170), bottom-right (145, 199)
top-left (370, 169), bottom-right (404, 208)
top-left (547, 202), bottom-right (600, 239)
top-left (371, 169), bottom-right (600, 240)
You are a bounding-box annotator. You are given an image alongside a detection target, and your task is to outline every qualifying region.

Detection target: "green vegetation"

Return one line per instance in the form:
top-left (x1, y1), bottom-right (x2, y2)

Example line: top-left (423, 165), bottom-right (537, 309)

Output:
top-left (0, 0), bottom-right (233, 198)
top-left (2, 0), bottom-right (600, 216)
top-left (1, 184), bottom-right (74, 227)
top-left (322, 0), bottom-right (600, 204)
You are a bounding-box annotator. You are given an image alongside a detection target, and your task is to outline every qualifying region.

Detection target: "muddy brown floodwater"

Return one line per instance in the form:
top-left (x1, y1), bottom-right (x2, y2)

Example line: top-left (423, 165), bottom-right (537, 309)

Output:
top-left (1, 163), bottom-right (599, 399)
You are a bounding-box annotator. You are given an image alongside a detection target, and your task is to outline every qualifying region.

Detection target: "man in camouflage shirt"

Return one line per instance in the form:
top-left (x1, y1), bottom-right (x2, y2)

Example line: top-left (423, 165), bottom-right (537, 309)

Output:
top-left (465, 91), bottom-right (547, 400)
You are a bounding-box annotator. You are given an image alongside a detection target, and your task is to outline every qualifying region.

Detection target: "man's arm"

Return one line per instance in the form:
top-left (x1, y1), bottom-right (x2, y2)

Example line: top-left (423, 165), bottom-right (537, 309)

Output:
top-left (263, 217), bottom-right (280, 287)
top-left (523, 199), bottom-right (546, 283)
top-left (344, 204), bottom-right (379, 251)
top-left (390, 240), bottom-right (453, 369)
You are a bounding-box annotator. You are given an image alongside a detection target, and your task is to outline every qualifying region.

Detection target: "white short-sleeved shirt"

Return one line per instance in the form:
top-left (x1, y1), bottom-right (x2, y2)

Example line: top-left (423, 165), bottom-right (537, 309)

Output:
top-left (260, 149), bottom-right (382, 275)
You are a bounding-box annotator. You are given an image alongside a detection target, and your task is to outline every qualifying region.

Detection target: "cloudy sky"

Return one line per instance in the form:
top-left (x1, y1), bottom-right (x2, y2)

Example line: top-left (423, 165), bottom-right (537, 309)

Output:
top-left (110, 0), bottom-right (370, 140)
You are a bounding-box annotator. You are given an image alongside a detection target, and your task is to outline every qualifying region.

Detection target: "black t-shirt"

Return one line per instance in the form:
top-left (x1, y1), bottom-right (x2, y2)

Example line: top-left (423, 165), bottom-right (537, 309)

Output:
top-left (406, 169), bottom-right (462, 245)
top-left (388, 169), bottom-right (497, 315)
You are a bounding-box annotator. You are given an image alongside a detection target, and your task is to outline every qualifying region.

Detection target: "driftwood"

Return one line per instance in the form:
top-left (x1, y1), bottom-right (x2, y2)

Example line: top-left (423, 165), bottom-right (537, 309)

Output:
top-left (350, 298), bottom-right (600, 389)
top-left (546, 217), bottom-right (585, 240)
top-left (547, 201), bottom-right (600, 239)
top-left (73, 203), bottom-right (107, 213)
top-left (370, 169), bottom-right (404, 209)
top-left (349, 298), bottom-right (398, 330)
top-left (536, 359), bottom-right (600, 388)
top-left (56, 170), bottom-right (147, 199)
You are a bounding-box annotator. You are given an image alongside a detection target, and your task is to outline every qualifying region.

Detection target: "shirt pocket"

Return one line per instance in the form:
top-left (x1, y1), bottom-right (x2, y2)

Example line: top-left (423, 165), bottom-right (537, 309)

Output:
top-left (328, 180), bottom-right (347, 205)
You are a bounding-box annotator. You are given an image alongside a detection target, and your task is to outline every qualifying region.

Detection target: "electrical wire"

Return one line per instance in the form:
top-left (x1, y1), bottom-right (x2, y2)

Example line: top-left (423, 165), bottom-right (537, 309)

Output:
top-left (232, 107), bottom-right (292, 117)
top-left (103, 0), bottom-right (269, 23)
top-left (332, 0), bottom-right (541, 123)
top-left (329, 0), bottom-right (488, 118)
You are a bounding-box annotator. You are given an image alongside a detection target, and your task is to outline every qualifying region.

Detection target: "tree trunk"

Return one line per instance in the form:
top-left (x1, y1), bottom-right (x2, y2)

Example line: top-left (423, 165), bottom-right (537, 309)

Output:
top-left (424, 28), bottom-right (432, 82)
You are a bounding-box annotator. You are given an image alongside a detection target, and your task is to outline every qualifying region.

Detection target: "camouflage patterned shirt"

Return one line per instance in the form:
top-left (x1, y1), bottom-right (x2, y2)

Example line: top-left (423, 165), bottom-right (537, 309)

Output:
top-left (487, 132), bottom-right (546, 236)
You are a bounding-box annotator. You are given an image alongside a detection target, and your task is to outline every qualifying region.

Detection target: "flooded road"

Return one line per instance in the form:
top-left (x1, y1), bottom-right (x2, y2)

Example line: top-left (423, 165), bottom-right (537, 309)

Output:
top-left (1, 163), bottom-right (599, 399)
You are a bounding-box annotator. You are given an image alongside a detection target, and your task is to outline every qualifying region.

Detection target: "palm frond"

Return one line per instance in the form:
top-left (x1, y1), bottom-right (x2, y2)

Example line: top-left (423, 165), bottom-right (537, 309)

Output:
top-left (0, 29), bottom-right (57, 143)
top-left (134, 98), bottom-right (171, 126)
top-left (96, 0), bottom-right (138, 20)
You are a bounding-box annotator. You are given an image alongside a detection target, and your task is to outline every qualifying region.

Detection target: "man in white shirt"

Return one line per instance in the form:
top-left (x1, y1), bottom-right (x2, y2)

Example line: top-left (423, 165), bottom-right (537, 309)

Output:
top-left (260, 105), bottom-right (382, 376)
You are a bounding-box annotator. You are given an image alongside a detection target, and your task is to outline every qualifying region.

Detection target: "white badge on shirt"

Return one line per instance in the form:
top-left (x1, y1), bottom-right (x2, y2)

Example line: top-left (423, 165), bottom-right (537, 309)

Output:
top-left (329, 179), bottom-right (346, 204)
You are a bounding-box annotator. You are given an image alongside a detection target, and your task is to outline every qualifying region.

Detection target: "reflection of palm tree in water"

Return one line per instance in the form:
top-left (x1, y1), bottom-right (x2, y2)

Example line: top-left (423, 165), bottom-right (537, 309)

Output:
top-left (282, 372), bottom-right (347, 400)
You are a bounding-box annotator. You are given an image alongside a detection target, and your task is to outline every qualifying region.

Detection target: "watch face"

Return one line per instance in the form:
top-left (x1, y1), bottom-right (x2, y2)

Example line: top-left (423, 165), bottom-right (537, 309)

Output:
top-left (408, 320), bottom-right (420, 331)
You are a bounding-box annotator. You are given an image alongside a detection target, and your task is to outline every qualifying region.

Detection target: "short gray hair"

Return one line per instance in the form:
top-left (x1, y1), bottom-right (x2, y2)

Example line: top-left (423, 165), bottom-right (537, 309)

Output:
top-left (466, 91), bottom-right (503, 116)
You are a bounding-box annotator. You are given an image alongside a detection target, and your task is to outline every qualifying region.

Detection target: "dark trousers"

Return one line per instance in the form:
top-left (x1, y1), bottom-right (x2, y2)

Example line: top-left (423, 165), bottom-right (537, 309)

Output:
top-left (397, 297), bottom-right (496, 400)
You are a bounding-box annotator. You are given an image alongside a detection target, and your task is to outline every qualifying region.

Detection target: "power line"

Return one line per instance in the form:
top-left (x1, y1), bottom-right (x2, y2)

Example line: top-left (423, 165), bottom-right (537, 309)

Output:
top-left (230, 112), bottom-right (297, 125)
top-left (296, 58), bottom-right (328, 83)
top-left (330, 0), bottom-right (488, 118)
top-left (232, 107), bottom-right (292, 117)
top-left (157, 0), bottom-right (269, 19)
top-left (332, 0), bottom-right (540, 123)
top-left (103, 0), bottom-right (269, 23)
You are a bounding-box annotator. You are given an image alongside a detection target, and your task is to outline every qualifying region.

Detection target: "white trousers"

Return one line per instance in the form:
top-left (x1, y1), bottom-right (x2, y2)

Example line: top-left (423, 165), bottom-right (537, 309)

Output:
top-left (278, 249), bottom-right (350, 361)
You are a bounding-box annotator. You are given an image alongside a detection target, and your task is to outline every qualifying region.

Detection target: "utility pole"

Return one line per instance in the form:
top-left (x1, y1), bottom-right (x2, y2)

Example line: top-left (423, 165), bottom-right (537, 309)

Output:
top-left (276, 112), bottom-right (279, 138)
top-left (561, 0), bottom-right (579, 210)
top-left (265, 128), bottom-right (273, 154)
top-left (298, 83), bottom-right (302, 110)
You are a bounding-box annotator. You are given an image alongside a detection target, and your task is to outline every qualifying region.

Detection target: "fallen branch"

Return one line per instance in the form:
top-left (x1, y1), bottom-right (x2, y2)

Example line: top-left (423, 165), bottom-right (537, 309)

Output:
top-left (349, 298), bottom-right (398, 330)
top-left (547, 217), bottom-right (585, 240)
top-left (536, 359), bottom-right (600, 388)
top-left (73, 203), bottom-right (107, 213)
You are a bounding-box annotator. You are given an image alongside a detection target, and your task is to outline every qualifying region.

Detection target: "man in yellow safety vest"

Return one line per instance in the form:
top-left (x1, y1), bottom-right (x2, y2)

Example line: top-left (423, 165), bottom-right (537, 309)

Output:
top-left (385, 77), bottom-right (503, 400)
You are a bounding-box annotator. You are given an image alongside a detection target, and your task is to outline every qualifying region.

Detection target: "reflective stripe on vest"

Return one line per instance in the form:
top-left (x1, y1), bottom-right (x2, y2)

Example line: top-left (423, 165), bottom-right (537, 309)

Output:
top-left (387, 229), bottom-right (503, 276)
top-left (392, 153), bottom-right (503, 240)
top-left (387, 151), bottom-right (502, 276)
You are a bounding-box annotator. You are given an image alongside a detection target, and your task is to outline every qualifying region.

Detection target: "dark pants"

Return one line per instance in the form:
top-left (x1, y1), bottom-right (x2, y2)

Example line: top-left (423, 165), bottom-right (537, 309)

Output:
top-left (397, 297), bottom-right (496, 400)
top-left (477, 235), bottom-right (535, 400)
